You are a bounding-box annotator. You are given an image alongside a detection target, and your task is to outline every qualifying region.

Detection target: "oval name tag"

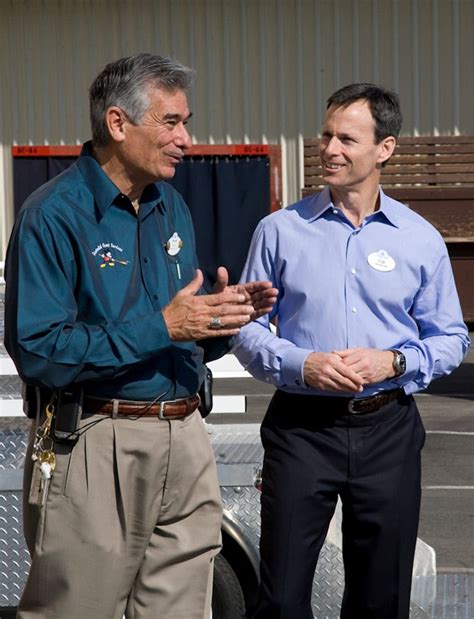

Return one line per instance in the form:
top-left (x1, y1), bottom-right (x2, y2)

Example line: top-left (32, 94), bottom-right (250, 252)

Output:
top-left (367, 249), bottom-right (395, 272)
top-left (165, 232), bottom-right (183, 256)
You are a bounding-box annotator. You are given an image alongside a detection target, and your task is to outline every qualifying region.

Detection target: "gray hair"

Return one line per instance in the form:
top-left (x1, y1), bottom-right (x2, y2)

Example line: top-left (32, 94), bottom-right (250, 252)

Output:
top-left (89, 53), bottom-right (194, 147)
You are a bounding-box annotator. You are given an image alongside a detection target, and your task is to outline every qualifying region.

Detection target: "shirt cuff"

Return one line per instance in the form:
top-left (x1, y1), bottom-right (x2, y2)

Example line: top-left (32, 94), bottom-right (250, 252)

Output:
top-left (393, 346), bottom-right (421, 393)
top-left (280, 347), bottom-right (314, 389)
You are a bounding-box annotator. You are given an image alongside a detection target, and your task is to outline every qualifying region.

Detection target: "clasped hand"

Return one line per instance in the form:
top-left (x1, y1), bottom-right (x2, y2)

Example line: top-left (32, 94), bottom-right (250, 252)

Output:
top-left (162, 267), bottom-right (278, 341)
top-left (303, 348), bottom-right (396, 393)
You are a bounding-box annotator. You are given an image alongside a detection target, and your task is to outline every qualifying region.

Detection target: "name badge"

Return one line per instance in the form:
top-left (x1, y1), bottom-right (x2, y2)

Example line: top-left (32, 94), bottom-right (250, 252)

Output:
top-left (165, 232), bottom-right (183, 256)
top-left (367, 249), bottom-right (395, 272)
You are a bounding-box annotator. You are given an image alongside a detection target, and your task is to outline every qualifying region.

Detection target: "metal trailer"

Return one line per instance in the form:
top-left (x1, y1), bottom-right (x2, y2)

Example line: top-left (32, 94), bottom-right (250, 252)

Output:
top-left (0, 417), bottom-right (436, 619)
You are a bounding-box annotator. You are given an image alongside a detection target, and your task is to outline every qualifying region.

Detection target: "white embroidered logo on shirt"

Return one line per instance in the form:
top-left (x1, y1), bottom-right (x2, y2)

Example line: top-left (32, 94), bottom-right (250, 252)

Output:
top-left (91, 242), bottom-right (129, 268)
top-left (367, 250), bottom-right (395, 272)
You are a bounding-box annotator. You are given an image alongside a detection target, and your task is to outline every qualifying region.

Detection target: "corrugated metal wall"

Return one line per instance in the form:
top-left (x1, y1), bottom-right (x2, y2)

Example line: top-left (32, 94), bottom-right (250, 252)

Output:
top-left (1, 0), bottom-right (473, 258)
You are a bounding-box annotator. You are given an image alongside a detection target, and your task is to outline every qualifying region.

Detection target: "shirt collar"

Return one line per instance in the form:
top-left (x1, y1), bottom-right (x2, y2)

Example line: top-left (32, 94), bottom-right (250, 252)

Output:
top-left (375, 188), bottom-right (402, 228)
top-left (307, 186), bottom-right (400, 228)
top-left (76, 141), bottom-right (163, 219)
top-left (306, 187), bottom-right (335, 222)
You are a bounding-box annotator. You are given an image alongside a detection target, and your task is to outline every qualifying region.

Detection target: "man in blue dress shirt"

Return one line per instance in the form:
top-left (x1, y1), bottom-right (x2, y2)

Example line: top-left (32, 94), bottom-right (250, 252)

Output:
top-left (4, 53), bottom-right (277, 618)
top-left (233, 83), bottom-right (469, 618)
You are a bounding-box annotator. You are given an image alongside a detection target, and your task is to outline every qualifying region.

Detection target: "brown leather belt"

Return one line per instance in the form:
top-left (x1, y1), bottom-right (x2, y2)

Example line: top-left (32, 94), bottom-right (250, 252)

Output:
top-left (83, 394), bottom-right (200, 420)
top-left (347, 388), bottom-right (403, 414)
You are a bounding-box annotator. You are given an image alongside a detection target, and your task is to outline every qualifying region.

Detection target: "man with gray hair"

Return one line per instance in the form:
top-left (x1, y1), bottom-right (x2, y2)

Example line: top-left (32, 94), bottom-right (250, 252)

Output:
top-left (4, 53), bottom-right (277, 618)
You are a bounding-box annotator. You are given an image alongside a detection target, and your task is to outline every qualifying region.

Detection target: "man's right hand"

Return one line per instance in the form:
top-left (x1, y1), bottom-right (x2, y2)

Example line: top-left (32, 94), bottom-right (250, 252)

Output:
top-left (162, 269), bottom-right (254, 341)
top-left (303, 352), bottom-right (364, 393)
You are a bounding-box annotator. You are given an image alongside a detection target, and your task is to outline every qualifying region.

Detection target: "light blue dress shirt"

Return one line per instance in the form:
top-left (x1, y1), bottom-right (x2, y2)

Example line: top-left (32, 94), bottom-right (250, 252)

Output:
top-left (233, 187), bottom-right (470, 397)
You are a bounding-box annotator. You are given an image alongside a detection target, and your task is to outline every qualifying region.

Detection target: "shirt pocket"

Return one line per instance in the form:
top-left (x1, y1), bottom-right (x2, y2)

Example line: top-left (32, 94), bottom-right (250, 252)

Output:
top-left (169, 259), bottom-right (195, 289)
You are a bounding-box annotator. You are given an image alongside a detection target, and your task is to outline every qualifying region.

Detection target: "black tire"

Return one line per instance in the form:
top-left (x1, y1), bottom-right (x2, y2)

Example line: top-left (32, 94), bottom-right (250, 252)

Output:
top-left (212, 553), bottom-right (246, 619)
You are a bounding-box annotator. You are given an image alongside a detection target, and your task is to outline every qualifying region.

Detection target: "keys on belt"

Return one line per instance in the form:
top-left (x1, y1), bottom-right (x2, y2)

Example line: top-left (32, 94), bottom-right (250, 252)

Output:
top-left (30, 400), bottom-right (57, 507)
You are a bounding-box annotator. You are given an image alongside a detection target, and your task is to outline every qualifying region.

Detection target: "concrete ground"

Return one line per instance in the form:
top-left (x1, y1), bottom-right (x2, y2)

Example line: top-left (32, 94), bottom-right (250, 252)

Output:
top-left (417, 343), bottom-right (474, 573)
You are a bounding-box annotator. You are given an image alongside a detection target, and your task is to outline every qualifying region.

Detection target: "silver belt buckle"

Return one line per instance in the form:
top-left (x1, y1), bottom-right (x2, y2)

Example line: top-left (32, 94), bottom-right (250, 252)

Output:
top-left (348, 398), bottom-right (361, 414)
top-left (159, 399), bottom-right (173, 420)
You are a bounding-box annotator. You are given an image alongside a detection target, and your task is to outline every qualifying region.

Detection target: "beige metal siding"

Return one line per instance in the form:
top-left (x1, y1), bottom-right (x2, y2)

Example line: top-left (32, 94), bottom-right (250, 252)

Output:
top-left (1, 0), bottom-right (473, 257)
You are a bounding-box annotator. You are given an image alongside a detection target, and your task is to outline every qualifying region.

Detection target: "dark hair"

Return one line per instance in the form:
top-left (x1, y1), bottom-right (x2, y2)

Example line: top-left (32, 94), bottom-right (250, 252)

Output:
top-left (327, 83), bottom-right (402, 142)
top-left (89, 53), bottom-right (194, 147)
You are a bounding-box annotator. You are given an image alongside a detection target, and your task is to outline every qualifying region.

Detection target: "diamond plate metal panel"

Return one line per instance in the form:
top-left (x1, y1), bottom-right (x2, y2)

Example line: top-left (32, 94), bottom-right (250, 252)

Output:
top-left (0, 376), bottom-right (21, 399)
top-left (221, 485), bottom-right (261, 567)
top-left (0, 492), bottom-right (29, 606)
top-left (432, 574), bottom-right (474, 619)
top-left (0, 421), bottom-right (28, 471)
top-left (220, 485), bottom-right (346, 617)
top-left (209, 424), bottom-right (264, 465)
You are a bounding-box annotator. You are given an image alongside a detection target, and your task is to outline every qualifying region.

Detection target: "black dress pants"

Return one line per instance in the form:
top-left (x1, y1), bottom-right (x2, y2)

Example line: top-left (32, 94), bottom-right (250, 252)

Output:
top-left (252, 389), bottom-right (426, 619)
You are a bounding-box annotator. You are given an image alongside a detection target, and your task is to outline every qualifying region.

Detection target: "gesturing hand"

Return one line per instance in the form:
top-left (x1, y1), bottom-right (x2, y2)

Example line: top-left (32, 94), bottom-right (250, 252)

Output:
top-left (214, 266), bottom-right (278, 321)
top-left (162, 269), bottom-right (255, 341)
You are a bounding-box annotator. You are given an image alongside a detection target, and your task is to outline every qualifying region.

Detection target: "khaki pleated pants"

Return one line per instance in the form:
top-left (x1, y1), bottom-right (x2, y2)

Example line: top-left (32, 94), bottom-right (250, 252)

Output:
top-left (18, 409), bottom-right (223, 619)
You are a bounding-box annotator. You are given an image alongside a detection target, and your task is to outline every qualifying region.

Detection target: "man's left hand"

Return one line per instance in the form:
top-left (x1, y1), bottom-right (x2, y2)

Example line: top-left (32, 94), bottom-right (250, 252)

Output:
top-left (333, 348), bottom-right (396, 384)
top-left (214, 266), bottom-right (278, 321)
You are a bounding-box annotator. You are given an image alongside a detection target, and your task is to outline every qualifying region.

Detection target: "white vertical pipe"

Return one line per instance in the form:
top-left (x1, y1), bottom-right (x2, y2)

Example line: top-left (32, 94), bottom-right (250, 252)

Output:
top-left (412, 0), bottom-right (420, 133)
top-left (452, 0), bottom-right (460, 134)
top-left (432, 0), bottom-right (440, 134)
top-left (259, 0), bottom-right (268, 144)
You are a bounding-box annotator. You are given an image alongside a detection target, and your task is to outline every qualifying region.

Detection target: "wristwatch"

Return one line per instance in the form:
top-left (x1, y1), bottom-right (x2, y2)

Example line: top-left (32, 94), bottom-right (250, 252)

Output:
top-left (390, 349), bottom-right (406, 377)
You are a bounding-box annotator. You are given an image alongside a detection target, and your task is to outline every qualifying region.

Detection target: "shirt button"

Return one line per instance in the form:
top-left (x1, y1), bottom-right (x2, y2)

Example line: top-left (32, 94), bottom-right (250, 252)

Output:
top-left (153, 294), bottom-right (158, 300)
top-left (143, 257), bottom-right (149, 263)
top-left (352, 307), bottom-right (357, 313)
top-left (351, 268), bottom-right (356, 274)
top-left (332, 209), bottom-right (338, 215)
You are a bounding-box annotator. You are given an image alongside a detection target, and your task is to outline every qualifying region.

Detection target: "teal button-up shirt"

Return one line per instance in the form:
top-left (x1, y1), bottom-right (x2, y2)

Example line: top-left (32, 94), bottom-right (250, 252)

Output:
top-left (5, 142), bottom-right (229, 400)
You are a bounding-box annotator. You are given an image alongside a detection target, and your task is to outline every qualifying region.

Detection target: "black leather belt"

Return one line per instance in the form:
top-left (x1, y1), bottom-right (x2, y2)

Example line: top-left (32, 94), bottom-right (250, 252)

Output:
top-left (275, 388), bottom-right (404, 415)
top-left (83, 394), bottom-right (200, 420)
top-left (346, 388), bottom-right (403, 414)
